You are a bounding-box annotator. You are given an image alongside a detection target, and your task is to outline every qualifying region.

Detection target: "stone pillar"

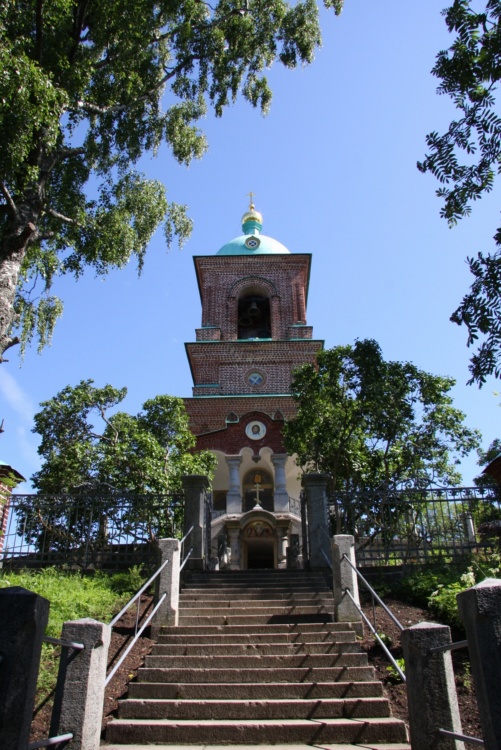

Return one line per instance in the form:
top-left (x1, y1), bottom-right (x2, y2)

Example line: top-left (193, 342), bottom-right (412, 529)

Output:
top-left (226, 522), bottom-right (241, 570)
top-left (151, 538), bottom-right (181, 636)
top-left (271, 454), bottom-right (289, 512)
top-left (181, 475), bottom-right (210, 569)
top-left (276, 525), bottom-right (288, 568)
top-left (0, 587), bottom-right (50, 750)
top-left (332, 535), bottom-right (361, 624)
top-left (301, 473), bottom-right (330, 568)
top-left (51, 618), bottom-right (111, 750)
top-left (457, 578), bottom-right (501, 750)
top-left (402, 622), bottom-right (464, 750)
top-left (225, 456), bottom-right (243, 514)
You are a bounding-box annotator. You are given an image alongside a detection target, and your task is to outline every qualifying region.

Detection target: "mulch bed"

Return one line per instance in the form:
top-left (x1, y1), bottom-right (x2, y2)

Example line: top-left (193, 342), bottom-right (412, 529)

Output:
top-left (31, 595), bottom-right (483, 748)
top-left (360, 596), bottom-right (483, 750)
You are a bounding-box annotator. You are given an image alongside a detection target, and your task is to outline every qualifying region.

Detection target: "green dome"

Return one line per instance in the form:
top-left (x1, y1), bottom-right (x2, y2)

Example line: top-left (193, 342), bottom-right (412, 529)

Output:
top-left (216, 206), bottom-right (290, 256)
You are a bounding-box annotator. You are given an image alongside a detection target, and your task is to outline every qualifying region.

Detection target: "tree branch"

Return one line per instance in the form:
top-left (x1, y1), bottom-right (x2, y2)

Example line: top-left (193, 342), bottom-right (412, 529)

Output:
top-left (73, 55), bottom-right (198, 116)
top-left (45, 207), bottom-right (84, 228)
top-left (0, 182), bottom-right (18, 218)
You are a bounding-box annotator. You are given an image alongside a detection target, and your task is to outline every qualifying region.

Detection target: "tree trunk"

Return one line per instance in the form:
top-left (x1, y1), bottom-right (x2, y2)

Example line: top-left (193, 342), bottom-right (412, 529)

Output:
top-left (0, 210), bottom-right (38, 362)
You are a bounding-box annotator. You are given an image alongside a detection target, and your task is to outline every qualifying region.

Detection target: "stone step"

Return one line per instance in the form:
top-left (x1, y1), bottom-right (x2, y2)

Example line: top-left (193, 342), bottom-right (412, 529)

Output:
top-left (179, 594), bottom-right (333, 603)
top-left (136, 666), bottom-right (376, 683)
top-left (159, 622), bottom-right (355, 636)
top-left (157, 632), bottom-right (356, 646)
top-left (105, 717), bottom-right (408, 746)
top-left (116, 697), bottom-right (391, 720)
top-left (144, 653), bottom-right (368, 669)
top-left (178, 613), bottom-right (334, 626)
top-left (103, 743), bottom-right (411, 750)
top-left (152, 641), bottom-right (360, 656)
top-left (179, 604), bottom-right (334, 616)
top-left (127, 680), bottom-right (384, 701)
top-left (151, 641), bottom-right (361, 656)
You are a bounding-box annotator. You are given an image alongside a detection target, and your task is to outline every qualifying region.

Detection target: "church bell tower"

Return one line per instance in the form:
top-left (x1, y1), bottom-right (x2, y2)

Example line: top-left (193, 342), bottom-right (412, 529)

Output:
top-left (183, 201), bottom-right (323, 569)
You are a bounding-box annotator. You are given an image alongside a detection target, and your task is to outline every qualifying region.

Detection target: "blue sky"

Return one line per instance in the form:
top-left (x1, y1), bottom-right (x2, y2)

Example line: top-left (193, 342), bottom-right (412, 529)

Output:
top-left (0, 0), bottom-right (499, 490)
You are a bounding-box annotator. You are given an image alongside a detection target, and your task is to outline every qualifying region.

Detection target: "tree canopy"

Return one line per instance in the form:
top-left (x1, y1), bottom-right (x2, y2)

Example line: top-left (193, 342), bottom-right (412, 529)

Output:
top-left (283, 339), bottom-right (481, 492)
top-left (32, 379), bottom-right (216, 493)
top-left (418, 0), bottom-right (501, 385)
top-left (0, 0), bottom-right (343, 362)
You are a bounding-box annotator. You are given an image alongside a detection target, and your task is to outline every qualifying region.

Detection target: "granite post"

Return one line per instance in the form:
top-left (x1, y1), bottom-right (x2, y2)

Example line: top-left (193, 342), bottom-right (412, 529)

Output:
top-left (402, 622), bottom-right (464, 750)
top-left (301, 473), bottom-right (330, 568)
top-left (151, 538), bottom-right (181, 636)
top-left (332, 534), bottom-right (361, 624)
top-left (181, 475), bottom-right (210, 570)
top-left (457, 578), bottom-right (501, 750)
top-left (0, 587), bottom-right (49, 750)
top-left (51, 618), bottom-right (111, 750)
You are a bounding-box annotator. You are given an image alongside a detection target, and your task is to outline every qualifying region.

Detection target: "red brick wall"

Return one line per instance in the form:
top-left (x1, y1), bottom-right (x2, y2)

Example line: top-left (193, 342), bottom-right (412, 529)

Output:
top-left (194, 411), bottom-right (286, 453)
top-left (193, 255), bottom-right (312, 340)
top-left (184, 395), bottom-right (296, 435)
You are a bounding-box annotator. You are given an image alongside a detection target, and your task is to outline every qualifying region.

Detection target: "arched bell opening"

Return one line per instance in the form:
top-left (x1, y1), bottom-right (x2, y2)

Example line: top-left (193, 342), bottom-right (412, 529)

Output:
top-left (237, 292), bottom-right (271, 339)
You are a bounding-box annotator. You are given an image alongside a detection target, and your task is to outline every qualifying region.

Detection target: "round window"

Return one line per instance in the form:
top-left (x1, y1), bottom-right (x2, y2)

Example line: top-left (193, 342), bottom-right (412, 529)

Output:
top-left (247, 371), bottom-right (264, 386)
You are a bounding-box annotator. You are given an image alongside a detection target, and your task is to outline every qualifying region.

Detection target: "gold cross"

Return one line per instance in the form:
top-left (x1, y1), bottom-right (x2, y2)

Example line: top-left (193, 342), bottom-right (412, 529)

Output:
top-left (246, 191), bottom-right (256, 210)
top-left (254, 481), bottom-right (262, 505)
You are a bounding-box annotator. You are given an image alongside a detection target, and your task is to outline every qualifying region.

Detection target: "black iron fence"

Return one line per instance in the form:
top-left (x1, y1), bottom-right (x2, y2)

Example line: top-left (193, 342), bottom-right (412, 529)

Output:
top-left (0, 489), bottom-right (184, 572)
top-left (328, 485), bottom-right (501, 566)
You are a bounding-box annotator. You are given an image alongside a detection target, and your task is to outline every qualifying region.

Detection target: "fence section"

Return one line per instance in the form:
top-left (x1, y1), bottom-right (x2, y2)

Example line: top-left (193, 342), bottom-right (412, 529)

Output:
top-left (329, 486), bottom-right (500, 566)
top-left (1, 490), bottom-right (184, 571)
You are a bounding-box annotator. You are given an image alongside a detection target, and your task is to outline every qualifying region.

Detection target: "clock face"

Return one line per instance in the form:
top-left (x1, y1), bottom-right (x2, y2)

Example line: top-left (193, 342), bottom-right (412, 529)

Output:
top-left (245, 236), bottom-right (261, 250)
top-left (245, 421), bottom-right (266, 440)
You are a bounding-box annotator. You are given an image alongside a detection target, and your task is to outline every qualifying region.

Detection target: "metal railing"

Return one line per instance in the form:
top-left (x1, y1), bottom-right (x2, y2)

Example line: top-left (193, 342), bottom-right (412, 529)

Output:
top-left (338, 553), bottom-right (406, 682)
top-left (329, 485), bottom-right (500, 566)
top-left (339, 550), bottom-right (485, 747)
top-left (179, 525), bottom-right (194, 572)
top-left (28, 733), bottom-right (74, 749)
top-left (2, 490), bottom-right (184, 572)
top-left (105, 556), bottom-right (172, 687)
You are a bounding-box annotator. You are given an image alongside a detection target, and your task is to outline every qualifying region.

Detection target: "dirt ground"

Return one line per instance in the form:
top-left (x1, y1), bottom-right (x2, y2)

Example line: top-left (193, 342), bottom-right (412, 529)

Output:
top-left (30, 594), bottom-right (483, 748)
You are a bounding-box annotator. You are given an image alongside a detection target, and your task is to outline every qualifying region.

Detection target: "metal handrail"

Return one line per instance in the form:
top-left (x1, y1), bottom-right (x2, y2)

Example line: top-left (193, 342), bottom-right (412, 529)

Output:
top-left (180, 547), bottom-right (193, 572)
top-left (27, 733), bottom-right (74, 749)
top-left (42, 636), bottom-right (84, 650)
top-left (438, 728), bottom-right (484, 747)
top-left (429, 640), bottom-right (468, 655)
top-left (341, 553), bottom-right (404, 632)
top-left (109, 557), bottom-right (170, 627)
top-left (180, 525), bottom-right (194, 547)
top-left (320, 547), bottom-right (333, 570)
top-left (105, 592), bottom-right (167, 687)
top-left (344, 588), bottom-right (406, 683)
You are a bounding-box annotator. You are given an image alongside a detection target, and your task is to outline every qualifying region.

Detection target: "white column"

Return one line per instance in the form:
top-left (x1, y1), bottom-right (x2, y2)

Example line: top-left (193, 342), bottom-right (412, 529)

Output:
top-left (227, 526), bottom-right (241, 570)
top-left (225, 455), bottom-right (243, 514)
top-left (271, 453), bottom-right (289, 512)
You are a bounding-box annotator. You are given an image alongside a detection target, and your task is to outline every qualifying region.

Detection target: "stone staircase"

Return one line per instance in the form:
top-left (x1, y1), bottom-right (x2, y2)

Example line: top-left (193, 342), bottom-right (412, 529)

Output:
top-left (105, 569), bottom-right (410, 748)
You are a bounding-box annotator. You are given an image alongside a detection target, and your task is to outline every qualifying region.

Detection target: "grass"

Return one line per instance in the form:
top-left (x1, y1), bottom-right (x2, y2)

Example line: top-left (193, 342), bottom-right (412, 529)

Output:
top-left (0, 566), bottom-right (146, 702)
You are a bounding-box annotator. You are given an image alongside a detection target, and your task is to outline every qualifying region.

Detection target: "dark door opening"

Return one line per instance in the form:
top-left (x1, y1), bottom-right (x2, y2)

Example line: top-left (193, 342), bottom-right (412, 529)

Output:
top-left (246, 539), bottom-right (275, 569)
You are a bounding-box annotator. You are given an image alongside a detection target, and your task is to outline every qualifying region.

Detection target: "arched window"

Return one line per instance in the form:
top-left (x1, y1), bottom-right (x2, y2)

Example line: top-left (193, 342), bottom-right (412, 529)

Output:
top-left (242, 469), bottom-right (273, 513)
top-left (238, 294), bottom-right (271, 340)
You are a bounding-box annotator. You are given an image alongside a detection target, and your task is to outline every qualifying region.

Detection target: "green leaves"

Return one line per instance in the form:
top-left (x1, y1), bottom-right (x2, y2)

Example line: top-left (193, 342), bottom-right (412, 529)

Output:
top-left (31, 380), bottom-right (216, 494)
top-left (420, 0), bottom-right (501, 383)
top-left (0, 0), bottom-right (343, 360)
top-left (283, 339), bottom-right (481, 492)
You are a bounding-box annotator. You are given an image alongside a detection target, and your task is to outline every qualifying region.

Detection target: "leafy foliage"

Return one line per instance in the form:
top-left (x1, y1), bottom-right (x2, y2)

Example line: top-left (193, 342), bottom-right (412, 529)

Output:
top-left (419, 0), bottom-right (501, 384)
top-left (0, 0), bottom-right (343, 361)
top-left (283, 339), bottom-right (481, 492)
top-left (32, 379), bottom-right (216, 494)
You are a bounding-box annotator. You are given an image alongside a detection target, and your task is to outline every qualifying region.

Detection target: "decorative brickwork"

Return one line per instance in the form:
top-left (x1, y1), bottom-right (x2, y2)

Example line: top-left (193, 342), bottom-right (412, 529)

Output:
top-left (193, 254), bottom-right (312, 341)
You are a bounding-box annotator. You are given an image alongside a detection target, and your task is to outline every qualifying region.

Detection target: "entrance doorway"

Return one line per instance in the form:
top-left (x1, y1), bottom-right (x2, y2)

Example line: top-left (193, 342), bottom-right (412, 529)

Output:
top-left (246, 538), bottom-right (275, 569)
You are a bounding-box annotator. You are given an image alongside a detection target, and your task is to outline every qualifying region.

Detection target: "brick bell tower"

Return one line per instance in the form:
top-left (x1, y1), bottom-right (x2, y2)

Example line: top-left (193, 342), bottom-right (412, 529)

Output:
top-left (183, 200), bottom-right (323, 570)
